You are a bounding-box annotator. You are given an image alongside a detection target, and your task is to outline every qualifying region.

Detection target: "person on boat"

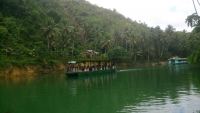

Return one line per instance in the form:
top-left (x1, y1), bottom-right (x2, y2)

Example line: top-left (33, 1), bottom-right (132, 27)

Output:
top-left (100, 66), bottom-right (102, 70)
top-left (71, 66), bottom-right (73, 72)
top-left (84, 66), bottom-right (86, 72)
top-left (94, 64), bottom-right (97, 71)
top-left (69, 66), bottom-right (71, 72)
top-left (103, 65), bottom-right (105, 70)
top-left (66, 66), bottom-right (69, 72)
top-left (81, 66), bottom-right (84, 72)
top-left (92, 66), bottom-right (94, 71)
top-left (72, 66), bottom-right (75, 72)
top-left (75, 66), bottom-right (78, 72)
top-left (96, 65), bottom-right (99, 70)
top-left (87, 66), bottom-right (89, 71)
top-left (89, 66), bottom-right (92, 71)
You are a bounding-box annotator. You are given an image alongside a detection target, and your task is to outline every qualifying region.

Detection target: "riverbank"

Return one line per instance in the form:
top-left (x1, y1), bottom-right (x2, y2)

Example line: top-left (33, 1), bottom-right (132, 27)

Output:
top-left (0, 61), bottom-right (167, 77)
top-left (0, 62), bottom-right (67, 77)
top-left (117, 61), bottom-right (167, 69)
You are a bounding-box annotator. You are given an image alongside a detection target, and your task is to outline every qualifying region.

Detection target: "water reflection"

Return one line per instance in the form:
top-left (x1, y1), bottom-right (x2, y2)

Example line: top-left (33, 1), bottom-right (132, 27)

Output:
top-left (66, 73), bottom-right (118, 95)
top-left (1, 65), bottom-right (200, 113)
top-left (168, 64), bottom-right (189, 75)
top-left (117, 65), bottom-right (200, 113)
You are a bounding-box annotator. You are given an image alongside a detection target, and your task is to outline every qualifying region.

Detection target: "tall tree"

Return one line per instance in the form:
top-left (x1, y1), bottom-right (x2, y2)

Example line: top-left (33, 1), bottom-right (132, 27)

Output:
top-left (165, 25), bottom-right (175, 53)
top-left (60, 24), bottom-right (74, 57)
top-left (93, 26), bottom-right (104, 51)
top-left (100, 34), bottom-right (114, 54)
top-left (41, 19), bottom-right (59, 50)
top-left (122, 26), bottom-right (131, 50)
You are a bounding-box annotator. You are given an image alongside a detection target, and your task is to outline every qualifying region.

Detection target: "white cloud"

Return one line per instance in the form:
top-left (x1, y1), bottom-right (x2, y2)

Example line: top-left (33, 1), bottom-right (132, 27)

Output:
top-left (86, 0), bottom-right (199, 32)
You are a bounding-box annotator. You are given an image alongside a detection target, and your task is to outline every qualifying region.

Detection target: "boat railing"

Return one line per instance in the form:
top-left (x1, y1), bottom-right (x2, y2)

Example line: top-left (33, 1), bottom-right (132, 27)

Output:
top-left (66, 65), bottom-right (115, 72)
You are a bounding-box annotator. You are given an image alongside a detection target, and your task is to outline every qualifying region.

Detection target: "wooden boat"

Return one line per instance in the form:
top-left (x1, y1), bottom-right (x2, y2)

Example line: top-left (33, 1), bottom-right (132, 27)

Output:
top-left (65, 60), bottom-right (117, 77)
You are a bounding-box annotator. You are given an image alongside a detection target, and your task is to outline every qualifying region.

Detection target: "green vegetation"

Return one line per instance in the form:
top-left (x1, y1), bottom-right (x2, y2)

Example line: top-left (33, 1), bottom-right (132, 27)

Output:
top-left (107, 46), bottom-right (129, 61)
top-left (0, 0), bottom-right (198, 69)
top-left (185, 0), bottom-right (200, 64)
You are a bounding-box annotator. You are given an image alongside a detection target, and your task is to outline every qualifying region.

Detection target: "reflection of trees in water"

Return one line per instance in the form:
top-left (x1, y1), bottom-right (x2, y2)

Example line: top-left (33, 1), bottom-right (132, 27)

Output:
top-left (189, 66), bottom-right (200, 94)
top-left (118, 65), bottom-right (199, 113)
top-left (65, 66), bottom-right (200, 113)
top-left (71, 85), bottom-right (77, 95)
top-left (66, 73), bottom-right (118, 94)
top-left (0, 73), bottom-right (65, 86)
top-left (168, 64), bottom-right (189, 75)
top-left (192, 75), bottom-right (200, 92)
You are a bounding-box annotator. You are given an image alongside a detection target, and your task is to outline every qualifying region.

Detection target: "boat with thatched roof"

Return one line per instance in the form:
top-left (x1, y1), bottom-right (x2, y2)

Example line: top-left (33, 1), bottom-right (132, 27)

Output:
top-left (65, 59), bottom-right (117, 77)
top-left (168, 56), bottom-right (188, 65)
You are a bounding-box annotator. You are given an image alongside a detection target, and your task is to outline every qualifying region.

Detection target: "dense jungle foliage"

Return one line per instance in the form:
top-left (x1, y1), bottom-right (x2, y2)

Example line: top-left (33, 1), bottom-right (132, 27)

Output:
top-left (0, 0), bottom-right (199, 68)
top-left (185, 11), bottom-right (200, 64)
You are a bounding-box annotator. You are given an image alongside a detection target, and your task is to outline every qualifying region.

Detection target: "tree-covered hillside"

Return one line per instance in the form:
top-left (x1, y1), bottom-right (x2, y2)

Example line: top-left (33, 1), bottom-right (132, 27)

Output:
top-left (0, 0), bottom-right (195, 67)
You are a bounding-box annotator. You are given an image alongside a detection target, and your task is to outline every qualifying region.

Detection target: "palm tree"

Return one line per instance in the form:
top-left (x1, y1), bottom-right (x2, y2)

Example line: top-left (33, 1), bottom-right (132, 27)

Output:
top-left (185, 0), bottom-right (200, 29)
top-left (60, 25), bottom-right (68, 40)
top-left (70, 28), bottom-right (80, 57)
top-left (60, 24), bottom-right (74, 57)
top-left (100, 34), bottom-right (114, 54)
top-left (128, 36), bottom-right (137, 53)
top-left (165, 25), bottom-right (175, 52)
top-left (79, 27), bottom-right (87, 51)
top-left (154, 26), bottom-right (164, 60)
top-left (80, 22), bottom-right (90, 51)
top-left (112, 30), bottom-right (121, 46)
top-left (41, 19), bottom-right (59, 50)
top-left (93, 26), bottom-right (104, 51)
top-left (61, 26), bottom-right (78, 57)
top-left (123, 27), bottom-right (131, 50)
top-left (185, 13), bottom-right (199, 27)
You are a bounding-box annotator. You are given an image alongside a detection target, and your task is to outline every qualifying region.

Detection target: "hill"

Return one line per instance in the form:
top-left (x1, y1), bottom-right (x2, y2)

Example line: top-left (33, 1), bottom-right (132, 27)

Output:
top-left (0, 0), bottom-right (193, 69)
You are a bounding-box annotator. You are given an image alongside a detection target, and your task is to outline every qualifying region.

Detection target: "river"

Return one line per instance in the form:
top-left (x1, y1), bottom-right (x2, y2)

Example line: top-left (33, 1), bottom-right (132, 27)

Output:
top-left (0, 65), bottom-right (200, 113)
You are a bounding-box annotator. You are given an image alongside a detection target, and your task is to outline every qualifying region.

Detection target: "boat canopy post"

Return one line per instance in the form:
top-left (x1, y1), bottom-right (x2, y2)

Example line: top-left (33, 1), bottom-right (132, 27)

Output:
top-left (98, 61), bottom-right (101, 67)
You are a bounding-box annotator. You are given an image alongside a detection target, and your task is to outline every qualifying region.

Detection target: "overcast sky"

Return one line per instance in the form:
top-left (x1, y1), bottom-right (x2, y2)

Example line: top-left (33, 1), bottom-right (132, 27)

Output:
top-left (86, 0), bottom-right (200, 32)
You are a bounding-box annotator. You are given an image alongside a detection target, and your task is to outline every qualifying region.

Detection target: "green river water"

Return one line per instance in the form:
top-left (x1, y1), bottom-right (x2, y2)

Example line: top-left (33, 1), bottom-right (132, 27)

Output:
top-left (1, 65), bottom-right (200, 113)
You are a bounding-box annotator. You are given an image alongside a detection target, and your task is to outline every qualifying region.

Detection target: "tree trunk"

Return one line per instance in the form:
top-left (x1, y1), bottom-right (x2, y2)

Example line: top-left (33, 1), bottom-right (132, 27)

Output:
top-left (192, 0), bottom-right (199, 17)
top-left (126, 39), bottom-right (127, 50)
top-left (72, 41), bottom-right (74, 57)
top-left (84, 37), bottom-right (86, 51)
top-left (148, 52), bottom-right (149, 62)
top-left (158, 41), bottom-right (161, 60)
top-left (95, 36), bottom-right (97, 51)
top-left (134, 55), bottom-right (137, 62)
top-left (48, 38), bottom-right (50, 50)
top-left (159, 45), bottom-right (165, 62)
top-left (197, 0), bottom-right (200, 6)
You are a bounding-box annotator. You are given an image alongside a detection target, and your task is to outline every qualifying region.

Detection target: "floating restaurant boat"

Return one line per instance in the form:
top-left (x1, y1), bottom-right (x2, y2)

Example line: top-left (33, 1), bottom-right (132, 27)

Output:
top-left (65, 60), bottom-right (117, 77)
top-left (168, 56), bottom-right (188, 65)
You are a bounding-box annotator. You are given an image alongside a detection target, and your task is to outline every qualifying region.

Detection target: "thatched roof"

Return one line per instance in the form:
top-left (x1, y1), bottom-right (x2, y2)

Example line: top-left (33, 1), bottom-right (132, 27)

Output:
top-left (80, 50), bottom-right (99, 55)
top-left (168, 56), bottom-right (187, 60)
top-left (168, 56), bottom-right (180, 60)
